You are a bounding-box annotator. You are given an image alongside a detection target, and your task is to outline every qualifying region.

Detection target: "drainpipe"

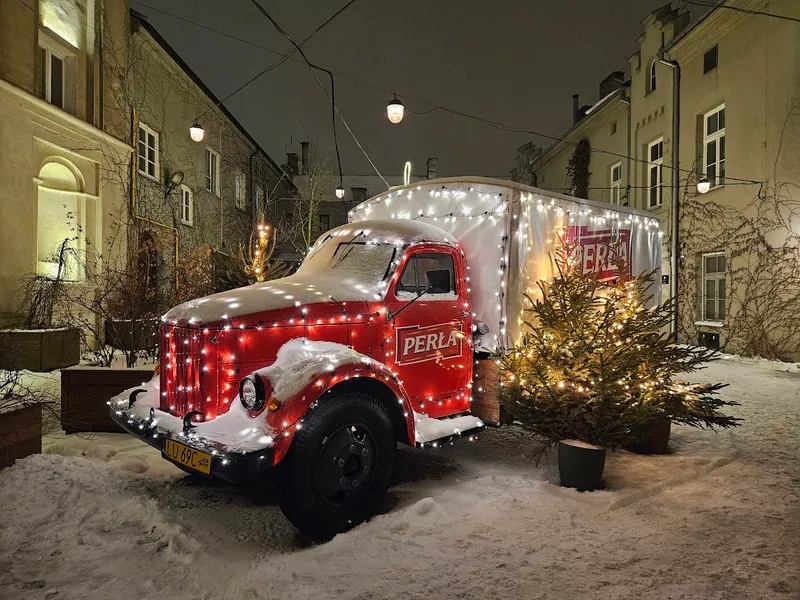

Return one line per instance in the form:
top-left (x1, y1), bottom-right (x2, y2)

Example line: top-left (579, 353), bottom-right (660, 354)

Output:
top-left (619, 90), bottom-right (632, 206)
top-left (659, 53), bottom-right (680, 343)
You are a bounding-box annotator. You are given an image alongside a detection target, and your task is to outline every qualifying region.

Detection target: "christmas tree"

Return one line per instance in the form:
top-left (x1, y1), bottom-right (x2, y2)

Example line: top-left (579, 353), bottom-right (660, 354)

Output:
top-left (500, 233), bottom-right (740, 450)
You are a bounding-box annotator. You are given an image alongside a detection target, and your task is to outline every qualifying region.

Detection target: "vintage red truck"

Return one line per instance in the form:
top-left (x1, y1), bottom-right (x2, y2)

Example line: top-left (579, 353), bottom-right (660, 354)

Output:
top-left (110, 177), bottom-right (661, 539)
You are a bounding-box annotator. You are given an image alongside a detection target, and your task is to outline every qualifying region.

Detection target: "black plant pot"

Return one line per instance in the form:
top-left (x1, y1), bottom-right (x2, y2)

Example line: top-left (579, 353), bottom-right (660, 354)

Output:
top-left (558, 440), bottom-right (607, 491)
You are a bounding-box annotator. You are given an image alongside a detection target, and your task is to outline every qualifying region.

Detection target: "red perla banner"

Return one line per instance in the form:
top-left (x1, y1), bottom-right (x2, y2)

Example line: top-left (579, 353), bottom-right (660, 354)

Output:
top-left (395, 322), bottom-right (463, 366)
top-left (566, 226), bottom-right (632, 282)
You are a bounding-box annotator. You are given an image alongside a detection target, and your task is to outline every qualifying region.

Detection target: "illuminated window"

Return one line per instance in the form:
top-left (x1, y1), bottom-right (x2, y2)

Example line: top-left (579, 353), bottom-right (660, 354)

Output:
top-left (205, 147), bottom-right (219, 195)
top-left (37, 35), bottom-right (73, 111)
top-left (704, 105), bottom-right (726, 189)
top-left (180, 185), bottom-right (193, 226)
top-left (610, 162), bottom-right (622, 205)
top-left (702, 253), bottom-right (726, 322)
top-left (137, 123), bottom-right (159, 180)
top-left (647, 138), bottom-right (664, 208)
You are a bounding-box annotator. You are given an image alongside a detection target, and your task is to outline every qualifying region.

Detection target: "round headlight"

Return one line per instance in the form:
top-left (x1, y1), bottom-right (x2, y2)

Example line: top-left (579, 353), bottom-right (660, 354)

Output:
top-left (239, 376), bottom-right (265, 411)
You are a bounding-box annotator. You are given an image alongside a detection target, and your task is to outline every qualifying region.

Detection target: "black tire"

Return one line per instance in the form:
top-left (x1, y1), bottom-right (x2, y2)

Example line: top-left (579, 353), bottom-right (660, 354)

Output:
top-left (276, 392), bottom-right (395, 540)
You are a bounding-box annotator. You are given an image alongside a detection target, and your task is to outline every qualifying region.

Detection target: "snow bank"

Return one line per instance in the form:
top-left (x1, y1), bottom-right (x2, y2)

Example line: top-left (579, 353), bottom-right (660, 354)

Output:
top-left (3, 351), bottom-right (800, 599)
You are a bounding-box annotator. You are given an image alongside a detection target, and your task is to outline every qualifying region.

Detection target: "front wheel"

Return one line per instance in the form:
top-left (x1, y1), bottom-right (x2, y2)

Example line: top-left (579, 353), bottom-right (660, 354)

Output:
top-left (276, 392), bottom-right (395, 540)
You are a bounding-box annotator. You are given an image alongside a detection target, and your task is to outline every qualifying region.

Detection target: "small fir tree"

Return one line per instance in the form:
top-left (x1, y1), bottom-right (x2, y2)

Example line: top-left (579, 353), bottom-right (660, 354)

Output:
top-left (500, 234), bottom-right (740, 450)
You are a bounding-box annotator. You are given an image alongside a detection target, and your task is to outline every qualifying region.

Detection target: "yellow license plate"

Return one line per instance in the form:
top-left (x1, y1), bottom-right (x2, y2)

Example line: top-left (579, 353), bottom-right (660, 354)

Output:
top-left (163, 439), bottom-right (211, 475)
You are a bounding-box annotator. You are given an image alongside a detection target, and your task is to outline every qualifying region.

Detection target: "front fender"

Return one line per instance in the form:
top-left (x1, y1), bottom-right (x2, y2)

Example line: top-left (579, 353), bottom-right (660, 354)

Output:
top-left (265, 358), bottom-right (415, 464)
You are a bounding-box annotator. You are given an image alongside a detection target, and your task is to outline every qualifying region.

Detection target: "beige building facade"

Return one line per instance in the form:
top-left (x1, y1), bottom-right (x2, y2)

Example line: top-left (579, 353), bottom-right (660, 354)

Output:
top-left (0, 0), bottom-right (131, 322)
top-left (524, 0), bottom-right (800, 359)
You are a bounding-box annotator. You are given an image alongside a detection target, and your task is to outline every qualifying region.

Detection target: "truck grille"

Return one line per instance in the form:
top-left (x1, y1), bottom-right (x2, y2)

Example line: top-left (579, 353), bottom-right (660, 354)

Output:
top-left (159, 325), bottom-right (237, 419)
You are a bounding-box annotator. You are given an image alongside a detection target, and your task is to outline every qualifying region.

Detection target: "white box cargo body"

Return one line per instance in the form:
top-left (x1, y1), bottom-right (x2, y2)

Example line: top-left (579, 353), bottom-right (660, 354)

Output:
top-left (349, 177), bottom-right (662, 351)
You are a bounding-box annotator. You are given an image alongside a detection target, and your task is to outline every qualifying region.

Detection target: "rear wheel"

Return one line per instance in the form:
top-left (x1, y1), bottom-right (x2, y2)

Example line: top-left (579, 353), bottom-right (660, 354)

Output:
top-left (276, 392), bottom-right (395, 540)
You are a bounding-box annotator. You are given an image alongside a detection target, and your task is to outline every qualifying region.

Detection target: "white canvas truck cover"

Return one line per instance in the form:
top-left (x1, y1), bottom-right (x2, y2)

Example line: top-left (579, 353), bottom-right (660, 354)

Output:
top-left (349, 177), bottom-right (662, 351)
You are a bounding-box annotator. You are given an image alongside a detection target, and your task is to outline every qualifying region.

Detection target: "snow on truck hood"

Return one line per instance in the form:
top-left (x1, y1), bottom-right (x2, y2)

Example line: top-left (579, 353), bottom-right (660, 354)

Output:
top-left (164, 219), bottom-right (457, 325)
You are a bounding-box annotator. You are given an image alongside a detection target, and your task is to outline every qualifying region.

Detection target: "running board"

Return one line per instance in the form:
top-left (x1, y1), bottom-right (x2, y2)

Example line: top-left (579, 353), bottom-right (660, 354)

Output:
top-left (413, 413), bottom-right (485, 448)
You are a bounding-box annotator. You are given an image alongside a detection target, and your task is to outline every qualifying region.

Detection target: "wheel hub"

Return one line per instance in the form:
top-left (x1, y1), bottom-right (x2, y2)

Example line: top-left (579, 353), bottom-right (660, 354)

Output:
top-left (316, 424), bottom-right (375, 504)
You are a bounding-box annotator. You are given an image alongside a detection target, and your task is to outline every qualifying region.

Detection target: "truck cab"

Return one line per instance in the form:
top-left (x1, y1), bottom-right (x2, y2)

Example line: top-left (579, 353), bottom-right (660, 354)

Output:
top-left (110, 219), bottom-right (484, 539)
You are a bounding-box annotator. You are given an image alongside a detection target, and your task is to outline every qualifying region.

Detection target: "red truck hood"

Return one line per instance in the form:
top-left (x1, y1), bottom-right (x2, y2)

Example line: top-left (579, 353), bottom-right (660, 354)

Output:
top-left (163, 272), bottom-right (384, 326)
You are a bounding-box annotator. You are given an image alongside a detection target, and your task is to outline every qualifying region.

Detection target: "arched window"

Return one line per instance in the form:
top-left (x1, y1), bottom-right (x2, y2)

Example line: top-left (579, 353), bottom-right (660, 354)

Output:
top-left (37, 158), bottom-right (85, 281)
top-left (649, 59), bottom-right (657, 93)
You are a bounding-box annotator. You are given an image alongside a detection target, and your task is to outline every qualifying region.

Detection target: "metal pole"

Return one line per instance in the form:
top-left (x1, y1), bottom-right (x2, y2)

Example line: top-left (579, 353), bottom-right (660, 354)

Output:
top-left (660, 54), bottom-right (681, 343)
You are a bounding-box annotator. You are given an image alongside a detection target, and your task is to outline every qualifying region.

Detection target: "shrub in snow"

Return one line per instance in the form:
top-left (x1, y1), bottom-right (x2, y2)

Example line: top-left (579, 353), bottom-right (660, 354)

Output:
top-left (499, 236), bottom-right (740, 453)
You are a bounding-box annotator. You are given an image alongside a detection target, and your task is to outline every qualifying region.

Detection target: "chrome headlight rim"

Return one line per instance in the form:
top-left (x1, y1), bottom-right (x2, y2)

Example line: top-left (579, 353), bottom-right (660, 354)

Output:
top-left (239, 375), bottom-right (266, 411)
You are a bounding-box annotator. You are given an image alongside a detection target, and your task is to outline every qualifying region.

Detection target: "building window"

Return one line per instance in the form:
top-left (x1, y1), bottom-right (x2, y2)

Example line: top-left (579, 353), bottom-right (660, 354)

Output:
top-left (702, 253), bottom-right (726, 322)
top-left (351, 187), bottom-right (367, 204)
top-left (234, 170), bottom-right (247, 210)
top-left (180, 185), bottom-right (193, 226)
top-left (648, 59), bottom-right (657, 93)
top-left (319, 214), bottom-right (330, 232)
top-left (137, 123), bottom-right (159, 180)
top-left (254, 184), bottom-right (264, 214)
top-left (704, 104), bottom-right (726, 189)
top-left (205, 148), bottom-right (219, 195)
top-left (704, 45), bottom-right (718, 74)
top-left (610, 162), bottom-right (622, 205)
top-left (610, 121), bottom-right (617, 135)
top-left (283, 212), bottom-right (293, 225)
top-left (647, 138), bottom-right (664, 208)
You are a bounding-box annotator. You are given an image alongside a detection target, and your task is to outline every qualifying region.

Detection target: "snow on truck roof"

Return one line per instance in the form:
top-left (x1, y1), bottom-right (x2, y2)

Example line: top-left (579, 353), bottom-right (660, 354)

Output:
top-left (350, 176), bottom-right (660, 225)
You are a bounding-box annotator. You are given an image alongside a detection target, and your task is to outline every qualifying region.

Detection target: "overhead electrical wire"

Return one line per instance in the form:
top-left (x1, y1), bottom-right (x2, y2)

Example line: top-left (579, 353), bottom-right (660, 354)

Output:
top-left (133, 0), bottom-right (764, 187)
top-left (684, 0), bottom-right (800, 24)
top-left (246, 0), bottom-right (389, 189)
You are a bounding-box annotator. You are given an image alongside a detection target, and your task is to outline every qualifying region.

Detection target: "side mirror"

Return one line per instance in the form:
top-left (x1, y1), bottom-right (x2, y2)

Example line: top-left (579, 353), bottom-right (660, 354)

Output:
top-left (425, 269), bottom-right (451, 294)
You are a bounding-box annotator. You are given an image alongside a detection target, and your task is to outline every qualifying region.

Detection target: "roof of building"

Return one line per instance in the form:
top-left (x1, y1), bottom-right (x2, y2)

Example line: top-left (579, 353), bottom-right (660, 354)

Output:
top-left (130, 10), bottom-right (295, 192)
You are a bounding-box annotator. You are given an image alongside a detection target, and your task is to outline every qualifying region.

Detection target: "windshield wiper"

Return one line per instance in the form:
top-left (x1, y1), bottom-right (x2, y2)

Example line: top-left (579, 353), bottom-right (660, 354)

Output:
top-left (331, 231), bottom-right (366, 268)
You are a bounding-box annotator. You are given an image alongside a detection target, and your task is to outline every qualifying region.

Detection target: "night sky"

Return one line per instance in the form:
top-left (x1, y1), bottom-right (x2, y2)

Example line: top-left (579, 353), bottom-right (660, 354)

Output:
top-left (133, 0), bottom-right (675, 179)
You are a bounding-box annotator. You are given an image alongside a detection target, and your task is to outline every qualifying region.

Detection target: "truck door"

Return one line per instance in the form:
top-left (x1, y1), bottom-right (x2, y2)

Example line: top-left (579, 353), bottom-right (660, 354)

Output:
top-left (386, 247), bottom-right (472, 417)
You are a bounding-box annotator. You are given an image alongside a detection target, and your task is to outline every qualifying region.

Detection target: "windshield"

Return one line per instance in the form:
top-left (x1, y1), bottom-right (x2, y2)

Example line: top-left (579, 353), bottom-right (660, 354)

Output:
top-left (296, 240), bottom-right (397, 288)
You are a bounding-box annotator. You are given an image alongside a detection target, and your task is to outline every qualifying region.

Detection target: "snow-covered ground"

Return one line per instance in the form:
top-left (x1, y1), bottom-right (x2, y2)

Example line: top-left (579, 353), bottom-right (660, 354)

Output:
top-left (1, 355), bottom-right (798, 600)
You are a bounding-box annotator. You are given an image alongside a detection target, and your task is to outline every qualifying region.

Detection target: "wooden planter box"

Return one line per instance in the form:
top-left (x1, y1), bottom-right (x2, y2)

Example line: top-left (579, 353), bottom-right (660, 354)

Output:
top-left (0, 328), bottom-right (80, 372)
top-left (61, 366), bottom-right (155, 434)
top-left (0, 404), bottom-right (42, 469)
top-left (472, 358), bottom-right (501, 425)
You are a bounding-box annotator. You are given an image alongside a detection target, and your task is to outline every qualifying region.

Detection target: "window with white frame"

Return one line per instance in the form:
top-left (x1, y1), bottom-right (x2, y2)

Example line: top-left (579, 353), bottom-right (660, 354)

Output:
top-left (702, 253), bottom-right (726, 322)
top-left (704, 104), bottom-right (726, 189)
top-left (205, 148), bottom-right (219, 195)
top-left (235, 171), bottom-right (247, 210)
top-left (648, 59), bottom-right (657, 93)
top-left (137, 123), bottom-right (159, 179)
top-left (37, 36), bottom-right (70, 110)
top-left (180, 185), bottom-right (193, 226)
top-left (648, 138), bottom-right (664, 208)
top-left (610, 162), bottom-right (622, 205)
